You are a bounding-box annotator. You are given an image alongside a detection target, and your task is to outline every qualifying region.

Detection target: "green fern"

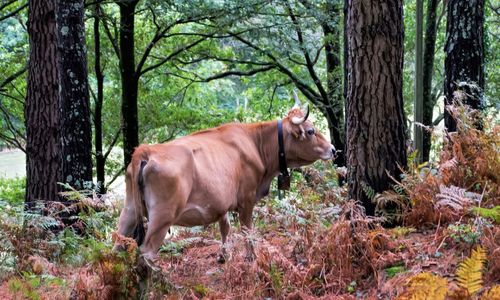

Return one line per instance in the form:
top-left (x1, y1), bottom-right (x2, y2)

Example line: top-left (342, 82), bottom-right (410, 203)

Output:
top-left (472, 206), bottom-right (500, 224)
top-left (361, 181), bottom-right (376, 200)
top-left (456, 246), bottom-right (487, 296)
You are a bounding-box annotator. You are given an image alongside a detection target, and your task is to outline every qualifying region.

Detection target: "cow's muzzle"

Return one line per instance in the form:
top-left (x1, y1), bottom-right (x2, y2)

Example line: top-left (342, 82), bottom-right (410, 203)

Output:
top-left (331, 146), bottom-right (338, 160)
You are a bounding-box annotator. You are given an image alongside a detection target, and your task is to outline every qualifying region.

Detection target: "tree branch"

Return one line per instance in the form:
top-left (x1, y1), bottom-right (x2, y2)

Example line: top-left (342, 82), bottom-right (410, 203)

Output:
top-left (139, 37), bottom-right (208, 76)
top-left (286, 1), bottom-right (329, 104)
top-left (0, 2), bottom-right (27, 22)
top-left (103, 128), bottom-right (122, 161)
top-left (0, 66), bottom-right (27, 88)
top-left (229, 32), bottom-right (321, 106)
top-left (202, 65), bottom-right (276, 82)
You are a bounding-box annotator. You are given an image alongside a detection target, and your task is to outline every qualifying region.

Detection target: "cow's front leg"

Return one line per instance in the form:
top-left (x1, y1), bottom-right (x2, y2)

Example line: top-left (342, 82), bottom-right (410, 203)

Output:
top-left (238, 205), bottom-right (256, 261)
top-left (217, 213), bottom-right (231, 263)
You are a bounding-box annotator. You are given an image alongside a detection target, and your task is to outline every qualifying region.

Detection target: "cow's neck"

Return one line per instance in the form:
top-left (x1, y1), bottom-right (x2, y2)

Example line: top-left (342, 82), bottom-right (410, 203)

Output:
top-left (248, 120), bottom-right (282, 199)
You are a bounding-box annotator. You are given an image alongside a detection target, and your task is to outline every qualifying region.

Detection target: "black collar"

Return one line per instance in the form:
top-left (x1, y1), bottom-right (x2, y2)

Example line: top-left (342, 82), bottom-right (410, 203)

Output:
top-left (277, 120), bottom-right (289, 176)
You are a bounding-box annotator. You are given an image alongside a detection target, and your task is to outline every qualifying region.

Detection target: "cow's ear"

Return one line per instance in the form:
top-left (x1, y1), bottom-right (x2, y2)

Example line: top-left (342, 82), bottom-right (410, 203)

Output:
top-left (291, 124), bottom-right (305, 140)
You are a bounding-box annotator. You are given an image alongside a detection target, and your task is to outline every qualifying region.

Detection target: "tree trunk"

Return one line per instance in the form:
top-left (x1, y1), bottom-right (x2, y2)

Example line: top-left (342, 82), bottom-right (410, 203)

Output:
top-left (94, 2), bottom-right (106, 194)
top-left (422, 0), bottom-right (440, 162)
top-left (414, 0), bottom-right (424, 162)
top-left (323, 0), bottom-right (345, 167)
top-left (444, 0), bottom-right (484, 132)
top-left (343, 0), bottom-right (349, 169)
top-left (118, 0), bottom-right (139, 167)
top-left (56, 0), bottom-right (93, 191)
top-left (25, 0), bottom-right (61, 208)
top-left (346, 0), bottom-right (407, 216)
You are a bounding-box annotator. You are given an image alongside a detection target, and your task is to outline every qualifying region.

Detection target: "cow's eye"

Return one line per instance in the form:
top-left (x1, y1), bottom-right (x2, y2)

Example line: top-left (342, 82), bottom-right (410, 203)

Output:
top-left (307, 128), bottom-right (315, 136)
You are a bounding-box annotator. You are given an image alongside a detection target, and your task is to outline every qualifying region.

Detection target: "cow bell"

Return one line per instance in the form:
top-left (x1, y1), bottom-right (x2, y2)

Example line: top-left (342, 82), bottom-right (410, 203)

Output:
top-left (278, 173), bottom-right (291, 191)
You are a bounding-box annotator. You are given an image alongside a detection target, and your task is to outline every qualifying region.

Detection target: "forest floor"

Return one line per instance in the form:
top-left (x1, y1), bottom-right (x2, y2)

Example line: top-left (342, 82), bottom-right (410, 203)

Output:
top-left (0, 199), bottom-right (498, 299)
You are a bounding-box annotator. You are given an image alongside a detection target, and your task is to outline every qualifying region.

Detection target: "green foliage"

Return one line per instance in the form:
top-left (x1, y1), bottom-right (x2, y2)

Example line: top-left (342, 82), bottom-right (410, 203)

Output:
top-left (361, 181), bottom-right (376, 200)
top-left (472, 206), bottom-right (500, 224)
top-left (447, 223), bottom-right (481, 244)
top-left (385, 264), bottom-right (406, 278)
top-left (0, 176), bottom-right (25, 206)
top-left (269, 263), bottom-right (284, 295)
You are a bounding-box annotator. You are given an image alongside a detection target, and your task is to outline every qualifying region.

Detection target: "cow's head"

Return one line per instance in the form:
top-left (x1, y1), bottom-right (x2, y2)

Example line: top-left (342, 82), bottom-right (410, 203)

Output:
top-left (284, 92), bottom-right (336, 167)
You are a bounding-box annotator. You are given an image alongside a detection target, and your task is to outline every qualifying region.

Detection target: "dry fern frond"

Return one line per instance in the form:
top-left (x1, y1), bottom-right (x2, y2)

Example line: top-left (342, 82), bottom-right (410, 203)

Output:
top-left (481, 285), bottom-right (500, 300)
top-left (435, 185), bottom-right (481, 212)
top-left (456, 246), bottom-right (487, 296)
top-left (397, 272), bottom-right (447, 300)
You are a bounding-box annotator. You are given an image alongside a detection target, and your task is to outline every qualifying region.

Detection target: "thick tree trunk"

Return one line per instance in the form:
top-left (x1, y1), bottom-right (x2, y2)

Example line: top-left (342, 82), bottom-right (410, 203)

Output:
top-left (56, 0), bottom-right (93, 191)
top-left (25, 0), bottom-right (61, 208)
top-left (323, 0), bottom-right (345, 167)
top-left (119, 0), bottom-right (139, 167)
top-left (444, 0), bottom-right (484, 132)
top-left (346, 0), bottom-right (407, 216)
top-left (94, 2), bottom-right (105, 194)
top-left (422, 0), bottom-right (440, 162)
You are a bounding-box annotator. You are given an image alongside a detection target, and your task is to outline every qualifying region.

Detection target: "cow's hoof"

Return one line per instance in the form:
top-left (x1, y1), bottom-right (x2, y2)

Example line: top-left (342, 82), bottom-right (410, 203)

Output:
top-left (217, 253), bottom-right (226, 264)
top-left (244, 254), bottom-right (255, 262)
top-left (217, 252), bottom-right (230, 264)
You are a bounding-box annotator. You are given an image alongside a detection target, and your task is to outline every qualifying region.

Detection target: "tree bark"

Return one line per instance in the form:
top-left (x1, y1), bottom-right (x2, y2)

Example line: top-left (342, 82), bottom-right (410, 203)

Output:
top-left (25, 0), bottom-right (61, 208)
top-left (93, 2), bottom-right (106, 194)
top-left (56, 0), bottom-right (93, 191)
top-left (118, 0), bottom-right (139, 167)
top-left (444, 0), bottom-right (484, 132)
top-left (346, 0), bottom-right (407, 216)
top-left (422, 0), bottom-right (440, 162)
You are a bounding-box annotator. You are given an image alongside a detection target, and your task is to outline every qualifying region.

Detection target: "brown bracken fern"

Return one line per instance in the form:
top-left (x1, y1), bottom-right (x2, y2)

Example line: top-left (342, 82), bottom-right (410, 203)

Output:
top-left (397, 272), bottom-right (447, 300)
top-left (481, 285), bottom-right (500, 300)
top-left (456, 246), bottom-right (487, 296)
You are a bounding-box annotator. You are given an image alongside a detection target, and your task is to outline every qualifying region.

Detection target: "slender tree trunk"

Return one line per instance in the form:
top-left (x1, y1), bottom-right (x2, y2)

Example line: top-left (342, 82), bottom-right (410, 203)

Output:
top-left (118, 0), bottom-right (139, 167)
top-left (422, 0), bottom-right (440, 162)
top-left (25, 0), bottom-right (61, 207)
top-left (323, 0), bottom-right (345, 167)
top-left (343, 0), bottom-right (348, 163)
top-left (444, 0), bottom-right (484, 132)
top-left (94, 2), bottom-right (106, 194)
top-left (414, 0), bottom-right (424, 162)
top-left (346, 0), bottom-right (407, 216)
top-left (56, 0), bottom-right (93, 191)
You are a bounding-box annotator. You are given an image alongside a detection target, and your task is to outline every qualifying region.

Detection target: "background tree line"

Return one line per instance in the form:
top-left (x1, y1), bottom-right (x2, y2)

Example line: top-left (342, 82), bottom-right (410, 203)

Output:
top-left (0, 0), bottom-right (498, 215)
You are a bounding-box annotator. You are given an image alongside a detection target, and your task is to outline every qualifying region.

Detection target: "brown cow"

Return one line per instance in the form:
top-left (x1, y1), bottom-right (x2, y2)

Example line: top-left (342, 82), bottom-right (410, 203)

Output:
top-left (115, 96), bottom-right (336, 263)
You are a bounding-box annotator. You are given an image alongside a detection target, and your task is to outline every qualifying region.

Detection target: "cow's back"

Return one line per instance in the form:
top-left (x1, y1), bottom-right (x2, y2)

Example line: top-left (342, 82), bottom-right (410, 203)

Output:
top-left (136, 123), bottom-right (264, 227)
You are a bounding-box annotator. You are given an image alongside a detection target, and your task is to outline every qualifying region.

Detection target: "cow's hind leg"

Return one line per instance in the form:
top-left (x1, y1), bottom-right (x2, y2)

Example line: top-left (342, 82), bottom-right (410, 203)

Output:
top-left (238, 204), bottom-right (256, 261)
top-left (217, 214), bottom-right (231, 263)
top-left (114, 177), bottom-right (141, 251)
top-left (140, 208), bottom-right (173, 264)
top-left (139, 167), bottom-right (189, 264)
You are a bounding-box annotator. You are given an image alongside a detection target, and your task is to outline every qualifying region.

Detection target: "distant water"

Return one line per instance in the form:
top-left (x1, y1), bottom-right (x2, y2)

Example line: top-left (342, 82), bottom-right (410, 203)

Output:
top-left (0, 149), bottom-right (125, 196)
top-left (0, 150), bottom-right (25, 178)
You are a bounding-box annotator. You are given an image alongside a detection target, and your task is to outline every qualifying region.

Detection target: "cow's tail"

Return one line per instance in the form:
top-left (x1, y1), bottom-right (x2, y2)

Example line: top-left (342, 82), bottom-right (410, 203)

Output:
top-left (131, 159), bottom-right (148, 246)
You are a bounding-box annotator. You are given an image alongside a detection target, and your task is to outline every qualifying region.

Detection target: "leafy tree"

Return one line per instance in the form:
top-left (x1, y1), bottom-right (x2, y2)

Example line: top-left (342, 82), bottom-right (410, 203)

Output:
top-left (169, 0), bottom-right (347, 165)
